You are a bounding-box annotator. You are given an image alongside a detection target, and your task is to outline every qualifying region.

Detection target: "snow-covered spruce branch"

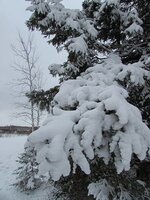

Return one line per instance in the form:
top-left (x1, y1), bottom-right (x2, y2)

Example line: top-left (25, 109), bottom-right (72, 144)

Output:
top-left (25, 55), bottom-right (150, 181)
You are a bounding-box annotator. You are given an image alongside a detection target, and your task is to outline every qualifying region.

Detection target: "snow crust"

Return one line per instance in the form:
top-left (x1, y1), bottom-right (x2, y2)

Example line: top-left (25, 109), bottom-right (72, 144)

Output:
top-left (26, 54), bottom-right (150, 180)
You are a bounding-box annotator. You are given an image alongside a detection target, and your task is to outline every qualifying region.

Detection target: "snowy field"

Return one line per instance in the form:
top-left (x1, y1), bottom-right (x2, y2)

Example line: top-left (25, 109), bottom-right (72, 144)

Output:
top-left (0, 134), bottom-right (56, 200)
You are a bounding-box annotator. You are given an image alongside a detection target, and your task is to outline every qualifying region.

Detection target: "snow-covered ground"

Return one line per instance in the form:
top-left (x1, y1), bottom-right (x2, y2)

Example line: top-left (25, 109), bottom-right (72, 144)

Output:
top-left (0, 134), bottom-right (56, 200)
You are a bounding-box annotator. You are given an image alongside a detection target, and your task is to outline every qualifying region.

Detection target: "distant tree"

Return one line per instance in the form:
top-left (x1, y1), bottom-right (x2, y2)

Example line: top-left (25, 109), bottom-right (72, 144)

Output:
top-left (11, 33), bottom-right (43, 131)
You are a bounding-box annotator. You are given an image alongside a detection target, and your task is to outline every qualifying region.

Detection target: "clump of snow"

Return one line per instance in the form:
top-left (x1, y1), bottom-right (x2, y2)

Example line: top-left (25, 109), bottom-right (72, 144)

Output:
top-left (48, 64), bottom-right (64, 76)
top-left (106, 0), bottom-right (120, 6)
top-left (116, 61), bottom-right (149, 85)
top-left (145, 57), bottom-right (150, 65)
top-left (88, 179), bottom-right (134, 200)
top-left (67, 35), bottom-right (88, 55)
top-left (25, 54), bottom-right (150, 181)
top-left (125, 22), bottom-right (143, 35)
top-left (88, 179), bottom-right (114, 200)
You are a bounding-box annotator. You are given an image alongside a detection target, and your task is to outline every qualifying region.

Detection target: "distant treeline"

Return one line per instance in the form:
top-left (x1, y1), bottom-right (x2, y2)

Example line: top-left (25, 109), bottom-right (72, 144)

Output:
top-left (0, 125), bottom-right (38, 135)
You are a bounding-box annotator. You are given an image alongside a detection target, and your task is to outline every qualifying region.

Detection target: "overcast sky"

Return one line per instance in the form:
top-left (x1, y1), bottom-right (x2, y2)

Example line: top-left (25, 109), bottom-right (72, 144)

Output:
top-left (0, 0), bottom-right (82, 126)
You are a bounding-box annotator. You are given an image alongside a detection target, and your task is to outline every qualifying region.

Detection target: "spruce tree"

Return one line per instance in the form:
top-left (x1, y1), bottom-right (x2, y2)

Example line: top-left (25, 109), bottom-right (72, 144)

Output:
top-left (19, 0), bottom-right (150, 199)
top-left (14, 147), bottom-right (43, 191)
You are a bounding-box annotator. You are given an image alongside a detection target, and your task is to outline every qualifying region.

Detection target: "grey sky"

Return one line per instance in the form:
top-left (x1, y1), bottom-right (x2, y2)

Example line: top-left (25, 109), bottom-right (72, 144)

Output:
top-left (0, 0), bottom-right (82, 126)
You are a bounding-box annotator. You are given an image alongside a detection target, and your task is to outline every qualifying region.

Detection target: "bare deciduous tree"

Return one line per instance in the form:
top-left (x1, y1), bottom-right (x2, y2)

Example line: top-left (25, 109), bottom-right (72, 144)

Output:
top-left (11, 33), bottom-right (43, 131)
